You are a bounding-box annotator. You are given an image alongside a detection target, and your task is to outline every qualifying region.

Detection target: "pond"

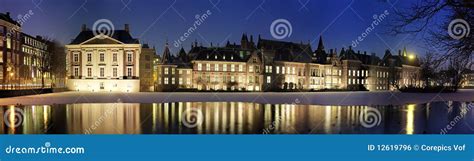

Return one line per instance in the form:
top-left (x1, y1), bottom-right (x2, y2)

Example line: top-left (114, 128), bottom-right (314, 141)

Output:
top-left (1, 102), bottom-right (473, 134)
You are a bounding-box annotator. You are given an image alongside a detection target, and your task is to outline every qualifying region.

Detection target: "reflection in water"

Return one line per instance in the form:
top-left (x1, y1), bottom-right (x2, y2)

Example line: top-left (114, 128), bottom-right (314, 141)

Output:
top-left (1, 102), bottom-right (473, 134)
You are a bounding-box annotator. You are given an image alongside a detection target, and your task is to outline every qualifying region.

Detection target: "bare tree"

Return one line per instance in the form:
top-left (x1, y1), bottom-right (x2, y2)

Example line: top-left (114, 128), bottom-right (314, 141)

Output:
top-left (49, 40), bottom-right (66, 88)
top-left (420, 52), bottom-right (438, 87)
top-left (391, 0), bottom-right (473, 64)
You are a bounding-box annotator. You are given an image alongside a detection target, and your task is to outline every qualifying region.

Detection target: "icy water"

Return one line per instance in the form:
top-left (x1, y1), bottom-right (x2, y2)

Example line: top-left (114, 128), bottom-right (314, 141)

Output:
top-left (1, 102), bottom-right (473, 134)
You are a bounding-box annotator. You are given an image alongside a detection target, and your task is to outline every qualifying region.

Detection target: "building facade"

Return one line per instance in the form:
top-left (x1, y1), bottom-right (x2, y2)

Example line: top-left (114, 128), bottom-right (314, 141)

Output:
top-left (154, 34), bottom-right (421, 92)
top-left (1, 12), bottom-right (52, 90)
top-left (66, 24), bottom-right (141, 92)
top-left (139, 44), bottom-right (156, 92)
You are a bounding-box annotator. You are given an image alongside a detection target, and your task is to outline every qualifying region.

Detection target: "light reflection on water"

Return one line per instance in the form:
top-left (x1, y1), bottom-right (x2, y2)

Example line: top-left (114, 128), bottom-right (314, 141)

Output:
top-left (0, 102), bottom-right (473, 134)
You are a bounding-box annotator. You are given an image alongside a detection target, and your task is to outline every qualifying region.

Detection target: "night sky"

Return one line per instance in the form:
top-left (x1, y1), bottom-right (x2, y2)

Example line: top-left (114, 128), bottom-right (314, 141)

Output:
top-left (0, 0), bottom-right (439, 57)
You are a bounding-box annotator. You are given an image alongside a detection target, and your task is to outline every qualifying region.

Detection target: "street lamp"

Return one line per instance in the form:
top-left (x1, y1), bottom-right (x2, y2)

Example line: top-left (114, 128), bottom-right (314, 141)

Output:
top-left (408, 54), bottom-right (415, 60)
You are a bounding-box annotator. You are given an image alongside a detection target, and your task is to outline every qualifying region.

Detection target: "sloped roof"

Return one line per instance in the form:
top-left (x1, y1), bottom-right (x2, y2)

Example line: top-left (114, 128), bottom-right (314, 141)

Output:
top-left (69, 30), bottom-right (139, 44)
top-left (192, 47), bottom-right (252, 62)
top-left (258, 39), bottom-right (313, 63)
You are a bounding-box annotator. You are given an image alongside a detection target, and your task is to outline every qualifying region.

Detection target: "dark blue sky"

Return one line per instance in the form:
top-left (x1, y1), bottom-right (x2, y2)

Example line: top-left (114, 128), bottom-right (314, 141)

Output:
top-left (1, 0), bottom-right (435, 57)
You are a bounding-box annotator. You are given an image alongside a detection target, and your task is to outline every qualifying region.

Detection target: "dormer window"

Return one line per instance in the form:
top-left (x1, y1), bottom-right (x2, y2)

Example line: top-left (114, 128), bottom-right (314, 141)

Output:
top-left (223, 55), bottom-right (226, 60)
top-left (215, 55), bottom-right (217, 59)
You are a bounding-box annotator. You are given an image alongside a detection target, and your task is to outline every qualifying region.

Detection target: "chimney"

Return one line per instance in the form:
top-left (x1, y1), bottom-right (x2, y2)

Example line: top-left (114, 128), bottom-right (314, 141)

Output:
top-left (364, 51), bottom-right (367, 55)
top-left (398, 50), bottom-right (401, 56)
top-left (124, 24), bottom-right (130, 32)
top-left (330, 49), bottom-right (333, 54)
top-left (357, 50), bottom-right (360, 54)
top-left (6, 12), bottom-right (10, 17)
top-left (81, 24), bottom-right (87, 31)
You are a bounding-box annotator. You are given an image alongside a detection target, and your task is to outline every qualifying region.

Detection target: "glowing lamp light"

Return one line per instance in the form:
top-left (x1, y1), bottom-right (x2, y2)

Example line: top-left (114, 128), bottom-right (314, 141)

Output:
top-left (408, 54), bottom-right (415, 60)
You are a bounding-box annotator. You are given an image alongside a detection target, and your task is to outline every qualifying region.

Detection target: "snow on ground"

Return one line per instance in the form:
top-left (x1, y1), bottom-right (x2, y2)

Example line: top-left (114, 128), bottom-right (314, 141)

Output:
top-left (0, 89), bottom-right (473, 106)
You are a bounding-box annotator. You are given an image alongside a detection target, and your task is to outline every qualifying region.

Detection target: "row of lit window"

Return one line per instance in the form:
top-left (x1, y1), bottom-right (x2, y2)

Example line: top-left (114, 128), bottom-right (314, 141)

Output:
top-left (72, 67), bottom-right (133, 77)
top-left (197, 63), bottom-right (252, 72)
top-left (162, 67), bottom-right (192, 75)
top-left (348, 69), bottom-right (369, 77)
top-left (159, 77), bottom-right (192, 85)
top-left (73, 52), bottom-right (133, 63)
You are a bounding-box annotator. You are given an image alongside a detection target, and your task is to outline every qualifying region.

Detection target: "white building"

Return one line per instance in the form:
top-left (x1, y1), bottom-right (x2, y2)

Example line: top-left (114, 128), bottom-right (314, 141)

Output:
top-left (66, 24), bottom-right (141, 92)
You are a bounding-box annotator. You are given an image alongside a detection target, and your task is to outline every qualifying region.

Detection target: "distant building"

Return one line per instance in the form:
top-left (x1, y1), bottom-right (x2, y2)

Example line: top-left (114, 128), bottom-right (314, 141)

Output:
top-left (154, 34), bottom-right (421, 92)
top-left (462, 71), bottom-right (474, 88)
top-left (155, 43), bottom-right (193, 91)
top-left (20, 33), bottom-right (52, 88)
top-left (1, 12), bottom-right (52, 90)
top-left (66, 24), bottom-right (141, 92)
top-left (139, 44), bottom-right (156, 92)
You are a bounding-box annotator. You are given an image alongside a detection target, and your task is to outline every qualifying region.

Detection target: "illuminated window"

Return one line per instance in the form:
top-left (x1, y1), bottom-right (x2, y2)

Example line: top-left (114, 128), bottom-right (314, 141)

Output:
top-left (239, 64), bottom-right (243, 72)
top-left (74, 67), bottom-right (79, 77)
top-left (249, 66), bottom-right (253, 72)
top-left (282, 67), bottom-right (285, 74)
top-left (197, 63), bottom-right (202, 71)
top-left (179, 78), bottom-right (183, 85)
top-left (206, 63), bottom-right (210, 71)
top-left (179, 70), bottom-right (183, 74)
top-left (164, 77), bottom-right (168, 85)
top-left (73, 53), bottom-right (79, 62)
top-left (214, 64), bottom-right (219, 71)
top-left (267, 76), bottom-right (271, 83)
top-left (172, 78), bottom-right (175, 84)
top-left (223, 64), bottom-right (227, 71)
top-left (100, 53), bottom-right (105, 62)
top-left (113, 68), bottom-right (117, 77)
top-left (127, 67), bottom-right (132, 77)
top-left (231, 64), bottom-right (235, 72)
top-left (87, 68), bottom-right (92, 77)
top-left (87, 53), bottom-right (92, 62)
top-left (100, 68), bottom-right (104, 77)
top-left (6, 37), bottom-right (11, 49)
top-left (127, 52), bottom-right (133, 62)
top-left (164, 68), bottom-right (168, 75)
top-left (171, 68), bottom-right (175, 74)
top-left (187, 78), bottom-right (191, 85)
top-left (276, 66), bottom-right (280, 74)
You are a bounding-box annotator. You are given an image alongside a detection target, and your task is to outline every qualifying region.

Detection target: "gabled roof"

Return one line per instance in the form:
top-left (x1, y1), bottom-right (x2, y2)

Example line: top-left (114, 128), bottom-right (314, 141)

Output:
top-left (69, 30), bottom-right (139, 45)
top-left (258, 39), bottom-right (313, 63)
top-left (340, 48), bottom-right (382, 65)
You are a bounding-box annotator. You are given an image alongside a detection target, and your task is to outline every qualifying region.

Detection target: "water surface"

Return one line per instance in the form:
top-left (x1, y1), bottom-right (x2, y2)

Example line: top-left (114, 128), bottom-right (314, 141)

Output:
top-left (1, 102), bottom-right (473, 134)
